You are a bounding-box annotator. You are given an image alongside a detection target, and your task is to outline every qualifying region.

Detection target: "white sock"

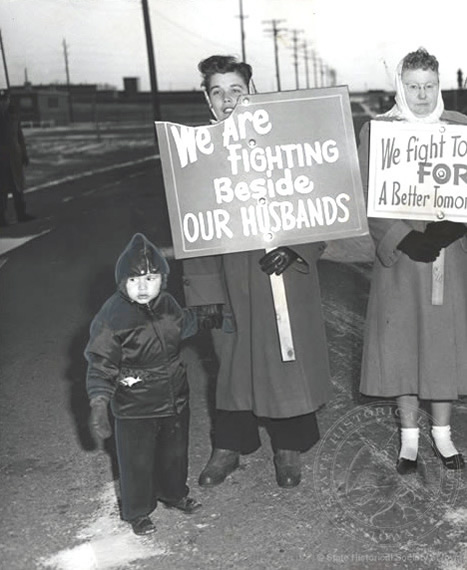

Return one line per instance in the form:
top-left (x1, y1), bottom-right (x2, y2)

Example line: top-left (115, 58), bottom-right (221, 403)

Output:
top-left (399, 427), bottom-right (419, 460)
top-left (432, 425), bottom-right (459, 458)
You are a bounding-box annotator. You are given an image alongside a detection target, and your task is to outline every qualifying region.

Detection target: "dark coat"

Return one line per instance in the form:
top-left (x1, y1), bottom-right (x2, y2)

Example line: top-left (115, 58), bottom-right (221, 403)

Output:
top-left (85, 234), bottom-right (197, 419)
top-left (0, 104), bottom-right (28, 192)
top-left (183, 243), bottom-right (332, 418)
top-left (359, 112), bottom-right (467, 399)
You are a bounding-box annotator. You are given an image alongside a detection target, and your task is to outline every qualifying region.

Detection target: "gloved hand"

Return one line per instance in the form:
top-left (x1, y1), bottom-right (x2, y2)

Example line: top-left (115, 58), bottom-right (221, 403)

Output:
top-left (425, 221), bottom-right (467, 248)
top-left (195, 304), bottom-right (223, 330)
top-left (397, 230), bottom-right (441, 262)
top-left (259, 247), bottom-right (300, 275)
top-left (89, 396), bottom-right (112, 441)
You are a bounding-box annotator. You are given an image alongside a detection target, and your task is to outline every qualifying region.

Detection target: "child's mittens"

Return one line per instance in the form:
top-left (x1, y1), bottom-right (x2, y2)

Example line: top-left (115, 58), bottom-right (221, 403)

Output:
top-left (89, 395), bottom-right (112, 441)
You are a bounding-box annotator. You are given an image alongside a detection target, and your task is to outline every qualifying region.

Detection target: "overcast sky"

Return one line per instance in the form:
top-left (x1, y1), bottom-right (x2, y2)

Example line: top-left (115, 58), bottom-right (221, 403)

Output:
top-left (1, 0), bottom-right (466, 94)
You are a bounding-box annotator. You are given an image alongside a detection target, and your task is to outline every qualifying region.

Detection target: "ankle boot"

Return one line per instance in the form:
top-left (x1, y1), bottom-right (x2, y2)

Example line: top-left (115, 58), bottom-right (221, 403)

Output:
top-left (274, 449), bottom-right (301, 488)
top-left (198, 448), bottom-right (240, 487)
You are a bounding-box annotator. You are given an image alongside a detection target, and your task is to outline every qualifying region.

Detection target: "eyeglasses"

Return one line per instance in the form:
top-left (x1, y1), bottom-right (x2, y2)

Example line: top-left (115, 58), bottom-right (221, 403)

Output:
top-left (403, 83), bottom-right (438, 93)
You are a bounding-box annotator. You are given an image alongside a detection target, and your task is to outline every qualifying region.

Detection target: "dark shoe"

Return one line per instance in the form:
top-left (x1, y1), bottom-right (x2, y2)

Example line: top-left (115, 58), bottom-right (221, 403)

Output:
top-left (198, 448), bottom-right (240, 487)
top-left (130, 516), bottom-right (156, 536)
top-left (274, 449), bottom-right (301, 488)
top-left (396, 457), bottom-right (418, 475)
top-left (17, 213), bottom-right (36, 223)
top-left (432, 441), bottom-right (465, 470)
top-left (163, 496), bottom-right (202, 514)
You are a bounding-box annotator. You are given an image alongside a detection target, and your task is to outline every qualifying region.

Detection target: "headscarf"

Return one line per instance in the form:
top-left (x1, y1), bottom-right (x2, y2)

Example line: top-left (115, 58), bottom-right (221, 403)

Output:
top-left (380, 58), bottom-right (444, 123)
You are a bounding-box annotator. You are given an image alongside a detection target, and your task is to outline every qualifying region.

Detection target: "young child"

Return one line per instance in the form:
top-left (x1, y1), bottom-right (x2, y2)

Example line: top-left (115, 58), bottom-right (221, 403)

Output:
top-left (85, 233), bottom-right (202, 536)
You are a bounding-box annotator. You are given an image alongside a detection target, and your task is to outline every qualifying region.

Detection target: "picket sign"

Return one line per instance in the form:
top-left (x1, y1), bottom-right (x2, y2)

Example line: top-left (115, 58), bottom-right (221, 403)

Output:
top-left (266, 248), bottom-right (296, 362)
top-left (154, 88), bottom-right (370, 361)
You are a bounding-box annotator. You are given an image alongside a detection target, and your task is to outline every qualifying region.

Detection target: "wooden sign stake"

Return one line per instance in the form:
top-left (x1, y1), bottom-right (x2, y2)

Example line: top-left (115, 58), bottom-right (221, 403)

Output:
top-left (267, 258), bottom-right (296, 361)
top-left (432, 248), bottom-right (445, 306)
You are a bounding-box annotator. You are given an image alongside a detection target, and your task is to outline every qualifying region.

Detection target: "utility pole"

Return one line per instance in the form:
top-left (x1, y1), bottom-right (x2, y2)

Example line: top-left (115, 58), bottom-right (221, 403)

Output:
top-left (237, 0), bottom-right (247, 62)
top-left (141, 0), bottom-right (161, 121)
top-left (311, 49), bottom-right (319, 87)
top-left (0, 29), bottom-right (10, 89)
top-left (302, 40), bottom-right (310, 89)
top-left (63, 39), bottom-right (74, 122)
top-left (290, 29), bottom-right (303, 89)
top-left (263, 19), bottom-right (286, 91)
top-left (320, 58), bottom-right (326, 87)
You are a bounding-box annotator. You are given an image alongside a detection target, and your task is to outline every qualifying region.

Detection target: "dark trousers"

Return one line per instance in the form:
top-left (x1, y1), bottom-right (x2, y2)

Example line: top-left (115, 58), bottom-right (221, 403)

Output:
top-left (0, 161), bottom-right (26, 222)
top-left (114, 407), bottom-right (190, 522)
top-left (213, 409), bottom-right (320, 454)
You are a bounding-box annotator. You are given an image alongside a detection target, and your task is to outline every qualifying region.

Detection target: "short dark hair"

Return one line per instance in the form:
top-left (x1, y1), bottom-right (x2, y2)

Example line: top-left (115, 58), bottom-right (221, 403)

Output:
top-left (198, 55), bottom-right (252, 90)
top-left (401, 48), bottom-right (439, 73)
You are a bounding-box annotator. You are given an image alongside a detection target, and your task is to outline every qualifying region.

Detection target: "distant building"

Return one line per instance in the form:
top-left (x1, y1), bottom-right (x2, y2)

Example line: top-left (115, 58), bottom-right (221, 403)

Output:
top-left (123, 77), bottom-right (141, 97)
top-left (10, 87), bottom-right (70, 126)
top-left (442, 89), bottom-right (467, 115)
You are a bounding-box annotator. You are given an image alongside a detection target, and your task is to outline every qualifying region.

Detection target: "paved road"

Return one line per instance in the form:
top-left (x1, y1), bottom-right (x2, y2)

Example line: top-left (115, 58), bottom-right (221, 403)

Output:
top-left (1, 151), bottom-right (467, 570)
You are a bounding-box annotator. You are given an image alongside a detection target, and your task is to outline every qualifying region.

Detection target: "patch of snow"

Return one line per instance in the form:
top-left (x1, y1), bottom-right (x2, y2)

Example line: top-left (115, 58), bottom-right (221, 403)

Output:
top-left (0, 230), bottom-right (52, 256)
top-left (40, 534), bottom-right (164, 570)
top-left (444, 506), bottom-right (467, 524)
top-left (39, 482), bottom-right (169, 570)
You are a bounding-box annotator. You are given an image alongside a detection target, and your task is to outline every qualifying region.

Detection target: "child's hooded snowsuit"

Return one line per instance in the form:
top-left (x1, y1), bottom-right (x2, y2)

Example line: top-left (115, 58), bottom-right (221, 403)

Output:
top-left (85, 233), bottom-right (197, 419)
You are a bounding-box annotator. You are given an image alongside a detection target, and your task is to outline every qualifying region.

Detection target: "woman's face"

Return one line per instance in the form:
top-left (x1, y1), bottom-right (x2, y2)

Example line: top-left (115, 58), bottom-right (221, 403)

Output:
top-left (207, 71), bottom-right (249, 120)
top-left (402, 68), bottom-right (439, 117)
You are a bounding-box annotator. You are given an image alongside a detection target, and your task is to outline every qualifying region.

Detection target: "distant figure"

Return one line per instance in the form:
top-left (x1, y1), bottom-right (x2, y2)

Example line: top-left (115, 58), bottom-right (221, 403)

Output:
top-left (85, 234), bottom-right (203, 536)
top-left (457, 69), bottom-right (463, 90)
top-left (0, 88), bottom-right (35, 227)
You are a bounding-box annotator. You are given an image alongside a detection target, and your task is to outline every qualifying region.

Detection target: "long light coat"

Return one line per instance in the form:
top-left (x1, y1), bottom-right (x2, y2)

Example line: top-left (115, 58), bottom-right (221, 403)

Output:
top-left (359, 111), bottom-right (467, 399)
top-left (183, 244), bottom-right (332, 418)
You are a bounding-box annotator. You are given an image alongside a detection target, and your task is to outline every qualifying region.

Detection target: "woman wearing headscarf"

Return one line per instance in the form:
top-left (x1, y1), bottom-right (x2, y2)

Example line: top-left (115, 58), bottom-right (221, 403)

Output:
top-left (359, 48), bottom-right (467, 474)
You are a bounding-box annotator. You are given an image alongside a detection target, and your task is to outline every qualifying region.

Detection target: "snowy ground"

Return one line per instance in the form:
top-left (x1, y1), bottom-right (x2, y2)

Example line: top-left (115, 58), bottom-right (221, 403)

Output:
top-left (24, 123), bottom-right (157, 191)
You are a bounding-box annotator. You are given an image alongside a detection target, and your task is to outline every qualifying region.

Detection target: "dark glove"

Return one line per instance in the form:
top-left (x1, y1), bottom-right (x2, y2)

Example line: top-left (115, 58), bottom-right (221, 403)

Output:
top-left (396, 230), bottom-right (441, 262)
top-left (195, 304), bottom-right (223, 330)
top-left (89, 396), bottom-right (112, 441)
top-left (259, 247), bottom-right (300, 275)
top-left (425, 221), bottom-right (466, 248)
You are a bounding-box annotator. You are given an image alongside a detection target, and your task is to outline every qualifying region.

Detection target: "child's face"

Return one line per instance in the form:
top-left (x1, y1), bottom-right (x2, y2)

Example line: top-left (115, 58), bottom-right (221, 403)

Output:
top-left (207, 71), bottom-right (249, 120)
top-left (126, 273), bottom-right (162, 304)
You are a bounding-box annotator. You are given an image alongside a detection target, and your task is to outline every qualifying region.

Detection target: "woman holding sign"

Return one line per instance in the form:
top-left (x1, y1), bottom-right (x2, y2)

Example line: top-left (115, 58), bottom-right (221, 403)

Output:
top-left (183, 55), bottom-right (332, 488)
top-left (359, 48), bottom-right (467, 474)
